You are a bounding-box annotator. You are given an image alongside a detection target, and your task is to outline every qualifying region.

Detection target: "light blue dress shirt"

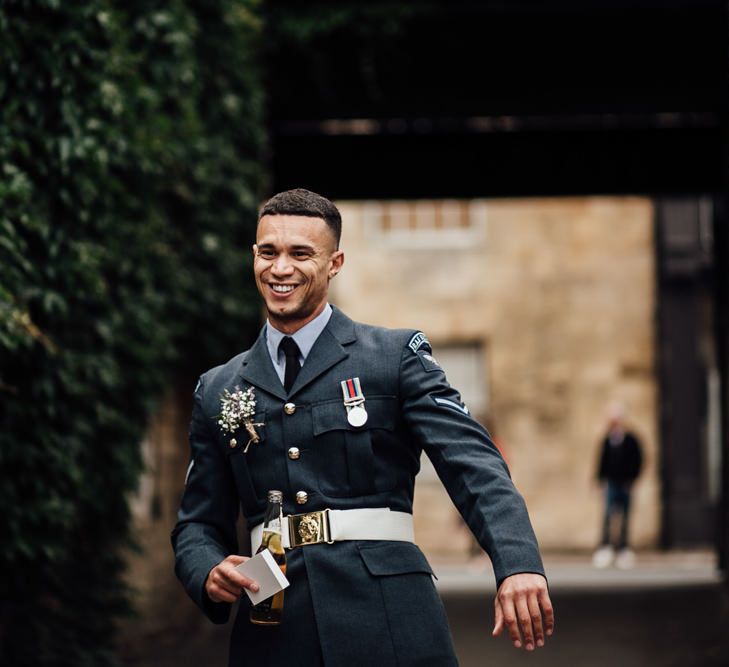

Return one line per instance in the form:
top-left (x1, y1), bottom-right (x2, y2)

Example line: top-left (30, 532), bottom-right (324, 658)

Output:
top-left (265, 304), bottom-right (333, 384)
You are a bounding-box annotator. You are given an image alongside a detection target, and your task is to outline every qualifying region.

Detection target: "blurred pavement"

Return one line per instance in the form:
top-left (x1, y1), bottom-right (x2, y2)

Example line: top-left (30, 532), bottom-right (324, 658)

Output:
top-left (440, 550), bottom-right (728, 667)
top-left (122, 550), bottom-right (728, 667)
top-left (434, 549), bottom-right (720, 593)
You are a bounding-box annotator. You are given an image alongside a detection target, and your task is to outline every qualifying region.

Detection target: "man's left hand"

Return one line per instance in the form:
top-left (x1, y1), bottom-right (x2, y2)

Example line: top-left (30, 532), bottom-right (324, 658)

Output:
top-left (492, 573), bottom-right (554, 651)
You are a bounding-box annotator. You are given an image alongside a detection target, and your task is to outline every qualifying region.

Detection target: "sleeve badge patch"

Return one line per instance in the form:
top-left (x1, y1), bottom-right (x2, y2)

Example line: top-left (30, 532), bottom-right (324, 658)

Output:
top-left (418, 351), bottom-right (443, 373)
top-left (408, 331), bottom-right (430, 354)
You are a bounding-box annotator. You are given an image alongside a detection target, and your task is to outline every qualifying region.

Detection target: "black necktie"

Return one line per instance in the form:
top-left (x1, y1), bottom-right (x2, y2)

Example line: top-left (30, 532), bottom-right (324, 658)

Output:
top-left (280, 336), bottom-right (301, 393)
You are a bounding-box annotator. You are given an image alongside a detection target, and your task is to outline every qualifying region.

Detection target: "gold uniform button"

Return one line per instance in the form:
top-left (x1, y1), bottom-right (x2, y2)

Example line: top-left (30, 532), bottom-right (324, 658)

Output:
top-left (284, 402), bottom-right (296, 415)
top-left (228, 438), bottom-right (237, 449)
top-left (288, 447), bottom-right (301, 460)
top-left (295, 491), bottom-right (308, 505)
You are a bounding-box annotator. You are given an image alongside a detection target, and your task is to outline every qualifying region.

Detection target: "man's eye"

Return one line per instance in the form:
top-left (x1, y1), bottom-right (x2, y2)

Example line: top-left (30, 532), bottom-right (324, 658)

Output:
top-left (258, 250), bottom-right (276, 259)
top-left (292, 251), bottom-right (311, 259)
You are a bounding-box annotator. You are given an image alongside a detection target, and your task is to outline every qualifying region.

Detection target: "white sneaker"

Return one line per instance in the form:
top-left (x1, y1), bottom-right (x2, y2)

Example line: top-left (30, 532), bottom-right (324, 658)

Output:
top-left (615, 548), bottom-right (636, 569)
top-left (592, 545), bottom-right (614, 569)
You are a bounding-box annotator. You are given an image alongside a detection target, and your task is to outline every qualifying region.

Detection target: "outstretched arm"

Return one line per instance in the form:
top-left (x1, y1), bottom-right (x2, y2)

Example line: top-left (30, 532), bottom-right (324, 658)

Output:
top-left (398, 332), bottom-right (554, 650)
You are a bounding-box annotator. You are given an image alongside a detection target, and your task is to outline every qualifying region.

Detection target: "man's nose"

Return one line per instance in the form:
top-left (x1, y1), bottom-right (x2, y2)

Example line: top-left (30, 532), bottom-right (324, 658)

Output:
top-left (271, 254), bottom-right (294, 276)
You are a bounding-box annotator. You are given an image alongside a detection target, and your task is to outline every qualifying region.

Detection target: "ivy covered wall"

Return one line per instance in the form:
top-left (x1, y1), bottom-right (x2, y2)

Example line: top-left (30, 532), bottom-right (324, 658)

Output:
top-left (0, 2), bottom-right (264, 664)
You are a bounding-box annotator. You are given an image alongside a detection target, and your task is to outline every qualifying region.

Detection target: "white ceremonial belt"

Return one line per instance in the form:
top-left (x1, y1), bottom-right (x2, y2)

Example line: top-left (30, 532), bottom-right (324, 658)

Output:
top-left (250, 508), bottom-right (415, 550)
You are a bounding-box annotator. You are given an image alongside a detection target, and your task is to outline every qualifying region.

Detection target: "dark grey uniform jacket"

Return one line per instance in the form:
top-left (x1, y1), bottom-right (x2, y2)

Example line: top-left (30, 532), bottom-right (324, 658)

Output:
top-left (172, 307), bottom-right (545, 666)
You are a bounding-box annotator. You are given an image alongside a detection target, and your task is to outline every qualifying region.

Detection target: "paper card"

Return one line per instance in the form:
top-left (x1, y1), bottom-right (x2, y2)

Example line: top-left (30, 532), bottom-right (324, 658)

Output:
top-left (234, 549), bottom-right (290, 605)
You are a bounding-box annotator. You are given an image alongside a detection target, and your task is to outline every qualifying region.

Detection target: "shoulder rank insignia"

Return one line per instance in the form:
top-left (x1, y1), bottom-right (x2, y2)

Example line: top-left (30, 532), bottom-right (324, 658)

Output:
top-left (432, 396), bottom-right (470, 415)
top-left (408, 331), bottom-right (430, 354)
top-left (184, 459), bottom-right (195, 485)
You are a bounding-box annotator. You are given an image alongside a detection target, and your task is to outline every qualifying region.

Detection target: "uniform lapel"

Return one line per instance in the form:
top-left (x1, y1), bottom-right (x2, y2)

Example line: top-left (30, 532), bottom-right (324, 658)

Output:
top-left (289, 307), bottom-right (356, 397)
top-left (237, 330), bottom-right (288, 401)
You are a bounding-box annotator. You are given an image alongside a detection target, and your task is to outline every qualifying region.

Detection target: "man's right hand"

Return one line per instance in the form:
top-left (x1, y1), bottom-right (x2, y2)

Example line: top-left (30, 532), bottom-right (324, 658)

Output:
top-left (205, 555), bottom-right (259, 603)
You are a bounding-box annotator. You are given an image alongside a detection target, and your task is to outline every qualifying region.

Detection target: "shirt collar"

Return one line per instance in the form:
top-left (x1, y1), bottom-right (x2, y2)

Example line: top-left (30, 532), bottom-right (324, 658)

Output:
top-left (265, 303), bottom-right (333, 362)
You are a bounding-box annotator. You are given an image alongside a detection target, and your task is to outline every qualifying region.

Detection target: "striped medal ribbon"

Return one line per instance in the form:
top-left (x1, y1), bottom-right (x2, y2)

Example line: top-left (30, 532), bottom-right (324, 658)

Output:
top-left (340, 377), bottom-right (368, 427)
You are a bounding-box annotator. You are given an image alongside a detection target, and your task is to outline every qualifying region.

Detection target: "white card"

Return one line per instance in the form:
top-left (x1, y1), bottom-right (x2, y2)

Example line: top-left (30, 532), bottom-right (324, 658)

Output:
top-left (234, 549), bottom-right (290, 605)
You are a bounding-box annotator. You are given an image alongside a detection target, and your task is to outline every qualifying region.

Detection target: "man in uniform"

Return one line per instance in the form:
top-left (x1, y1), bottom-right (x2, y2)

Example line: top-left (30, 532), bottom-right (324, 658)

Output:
top-left (172, 189), bottom-right (554, 665)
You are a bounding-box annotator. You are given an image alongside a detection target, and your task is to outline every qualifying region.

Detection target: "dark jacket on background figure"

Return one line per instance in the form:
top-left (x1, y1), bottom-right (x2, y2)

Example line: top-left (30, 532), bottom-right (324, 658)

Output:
top-left (597, 431), bottom-right (643, 484)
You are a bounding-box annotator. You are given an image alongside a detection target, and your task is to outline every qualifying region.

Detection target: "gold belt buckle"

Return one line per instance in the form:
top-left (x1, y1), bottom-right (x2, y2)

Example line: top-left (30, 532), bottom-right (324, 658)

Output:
top-left (288, 508), bottom-right (332, 548)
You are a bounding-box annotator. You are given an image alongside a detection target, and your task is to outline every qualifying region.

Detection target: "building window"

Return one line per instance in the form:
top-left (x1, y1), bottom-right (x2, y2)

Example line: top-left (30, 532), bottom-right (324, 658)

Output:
top-left (418, 342), bottom-right (489, 482)
top-left (358, 199), bottom-right (488, 248)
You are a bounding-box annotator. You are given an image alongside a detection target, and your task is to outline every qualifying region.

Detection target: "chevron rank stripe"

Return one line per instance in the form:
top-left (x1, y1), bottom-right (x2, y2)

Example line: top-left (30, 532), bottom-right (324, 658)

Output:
top-left (433, 397), bottom-right (470, 415)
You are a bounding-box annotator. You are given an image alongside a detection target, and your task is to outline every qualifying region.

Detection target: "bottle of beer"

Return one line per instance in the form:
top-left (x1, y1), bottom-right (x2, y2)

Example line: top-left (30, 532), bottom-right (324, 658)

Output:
top-left (250, 489), bottom-right (287, 625)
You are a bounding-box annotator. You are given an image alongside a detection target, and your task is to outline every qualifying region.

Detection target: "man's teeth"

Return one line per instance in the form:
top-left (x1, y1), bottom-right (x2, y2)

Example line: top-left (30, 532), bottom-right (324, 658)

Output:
top-left (272, 284), bottom-right (295, 293)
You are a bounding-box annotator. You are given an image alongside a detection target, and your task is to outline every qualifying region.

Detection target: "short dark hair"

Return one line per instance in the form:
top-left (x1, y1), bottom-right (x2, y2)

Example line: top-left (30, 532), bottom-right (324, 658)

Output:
top-left (259, 188), bottom-right (342, 247)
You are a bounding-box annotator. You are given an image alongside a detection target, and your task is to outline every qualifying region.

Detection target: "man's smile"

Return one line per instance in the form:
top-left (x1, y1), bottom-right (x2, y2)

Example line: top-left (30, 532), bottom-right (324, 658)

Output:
top-left (269, 282), bottom-right (299, 295)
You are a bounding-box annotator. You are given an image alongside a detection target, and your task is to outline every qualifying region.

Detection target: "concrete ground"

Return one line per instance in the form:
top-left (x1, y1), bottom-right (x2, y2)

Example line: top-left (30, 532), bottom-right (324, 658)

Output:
top-left (440, 550), bottom-right (728, 667)
top-left (121, 551), bottom-right (729, 667)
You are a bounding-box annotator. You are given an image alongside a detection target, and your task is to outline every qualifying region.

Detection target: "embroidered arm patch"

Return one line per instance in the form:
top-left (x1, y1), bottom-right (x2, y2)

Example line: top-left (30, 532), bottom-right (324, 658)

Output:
top-left (418, 351), bottom-right (443, 373)
top-left (408, 331), bottom-right (430, 354)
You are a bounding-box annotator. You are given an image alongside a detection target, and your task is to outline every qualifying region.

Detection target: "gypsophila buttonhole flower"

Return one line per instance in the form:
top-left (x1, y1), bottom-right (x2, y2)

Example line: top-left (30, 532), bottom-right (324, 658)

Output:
top-left (218, 386), bottom-right (264, 453)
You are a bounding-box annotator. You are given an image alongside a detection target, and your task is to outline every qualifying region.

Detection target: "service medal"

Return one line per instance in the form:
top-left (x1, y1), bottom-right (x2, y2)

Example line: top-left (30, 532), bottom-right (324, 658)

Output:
top-left (347, 405), bottom-right (368, 427)
top-left (340, 377), bottom-right (368, 427)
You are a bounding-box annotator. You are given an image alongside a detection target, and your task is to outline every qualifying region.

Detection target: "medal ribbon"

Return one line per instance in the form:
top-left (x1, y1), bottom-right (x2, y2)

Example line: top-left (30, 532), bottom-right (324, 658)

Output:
top-left (341, 377), bottom-right (365, 407)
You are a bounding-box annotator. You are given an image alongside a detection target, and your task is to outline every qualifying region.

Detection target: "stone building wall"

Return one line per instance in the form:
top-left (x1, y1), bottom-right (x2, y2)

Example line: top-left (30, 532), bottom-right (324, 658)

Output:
top-left (331, 196), bottom-right (658, 554)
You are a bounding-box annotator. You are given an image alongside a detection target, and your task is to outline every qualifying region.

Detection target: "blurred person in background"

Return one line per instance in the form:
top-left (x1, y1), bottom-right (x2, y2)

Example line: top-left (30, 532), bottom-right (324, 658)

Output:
top-left (592, 402), bottom-right (643, 569)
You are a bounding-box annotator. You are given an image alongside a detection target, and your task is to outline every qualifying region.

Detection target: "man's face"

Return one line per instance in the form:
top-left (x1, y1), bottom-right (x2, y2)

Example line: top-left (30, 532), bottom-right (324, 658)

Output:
top-left (253, 214), bottom-right (344, 333)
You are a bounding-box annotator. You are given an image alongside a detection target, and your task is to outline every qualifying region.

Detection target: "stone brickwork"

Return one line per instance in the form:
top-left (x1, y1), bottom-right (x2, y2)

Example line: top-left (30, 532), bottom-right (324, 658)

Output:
top-left (332, 197), bottom-right (658, 554)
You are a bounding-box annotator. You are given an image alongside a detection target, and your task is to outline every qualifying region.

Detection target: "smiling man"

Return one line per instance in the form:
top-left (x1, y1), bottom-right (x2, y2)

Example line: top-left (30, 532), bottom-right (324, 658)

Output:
top-left (253, 209), bottom-right (343, 333)
top-left (172, 188), bottom-right (554, 666)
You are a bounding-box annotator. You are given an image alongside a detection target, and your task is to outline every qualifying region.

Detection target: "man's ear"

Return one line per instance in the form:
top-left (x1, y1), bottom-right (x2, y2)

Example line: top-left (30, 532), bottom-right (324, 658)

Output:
top-left (252, 243), bottom-right (258, 257)
top-left (328, 250), bottom-right (344, 279)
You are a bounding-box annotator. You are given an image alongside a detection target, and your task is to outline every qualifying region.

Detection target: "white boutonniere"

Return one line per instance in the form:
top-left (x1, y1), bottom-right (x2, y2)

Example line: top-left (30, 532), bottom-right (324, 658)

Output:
top-left (218, 386), bottom-right (264, 453)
